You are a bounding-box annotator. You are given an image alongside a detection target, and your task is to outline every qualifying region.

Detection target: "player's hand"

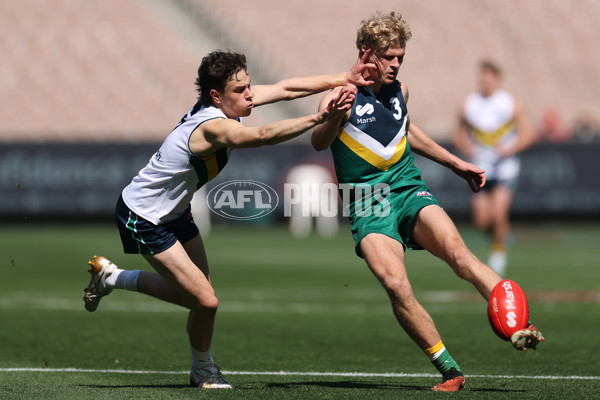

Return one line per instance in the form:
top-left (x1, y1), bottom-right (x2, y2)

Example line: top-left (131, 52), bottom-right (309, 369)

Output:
top-left (333, 84), bottom-right (357, 111)
top-left (511, 325), bottom-right (545, 351)
top-left (346, 49), bottom-right (377, 87)
top-left (317, 85), bottom-right (356, 124)
top-left (496, 143), bottom-right (516, 158)
top-left (451, 159), bottom-right (486, 192)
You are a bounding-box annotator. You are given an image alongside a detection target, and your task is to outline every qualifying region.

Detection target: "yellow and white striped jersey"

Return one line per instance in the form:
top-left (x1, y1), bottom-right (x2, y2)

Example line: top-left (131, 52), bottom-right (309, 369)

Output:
top-left (465, 89), bottom-right (516, 148)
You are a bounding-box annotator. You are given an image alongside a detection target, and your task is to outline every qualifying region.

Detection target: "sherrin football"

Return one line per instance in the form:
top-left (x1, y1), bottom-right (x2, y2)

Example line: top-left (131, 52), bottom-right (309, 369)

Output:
top-left (488, 279), bottom-right (529, 341)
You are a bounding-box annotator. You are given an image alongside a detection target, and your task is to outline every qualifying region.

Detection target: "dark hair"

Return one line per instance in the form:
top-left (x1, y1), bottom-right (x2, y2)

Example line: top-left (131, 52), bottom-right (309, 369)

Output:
top-left (196, 51), bottom-right (248, 106)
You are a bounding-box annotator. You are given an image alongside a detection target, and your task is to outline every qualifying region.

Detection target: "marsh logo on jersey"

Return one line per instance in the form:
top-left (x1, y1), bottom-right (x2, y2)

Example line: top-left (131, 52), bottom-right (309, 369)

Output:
top-left (356, 104), bottom-right (374, 116)
top-left (355, 103), bottom-right (376, 124)
top-left (207, 180), bottom-right (279, 220)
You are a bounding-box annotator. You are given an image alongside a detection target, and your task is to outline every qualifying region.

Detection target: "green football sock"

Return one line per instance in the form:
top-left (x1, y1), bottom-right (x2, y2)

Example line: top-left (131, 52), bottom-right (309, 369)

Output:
top-left (424, 341), bottom-right (461, 374)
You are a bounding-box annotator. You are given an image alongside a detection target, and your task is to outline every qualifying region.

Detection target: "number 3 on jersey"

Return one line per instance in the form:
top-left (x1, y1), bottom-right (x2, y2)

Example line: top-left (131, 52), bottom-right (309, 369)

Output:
top-left (390, 98), bottom-right (403, 120)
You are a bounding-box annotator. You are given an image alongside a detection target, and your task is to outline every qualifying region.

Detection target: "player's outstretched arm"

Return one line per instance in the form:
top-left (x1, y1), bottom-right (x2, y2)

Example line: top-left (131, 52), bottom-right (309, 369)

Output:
top-left (193, 88), bottom-right (355, 152)
top-left (408, 121), bottom-right (486, 192)
top-left (497, 99), bottom-right (536, 158)
top-left (452, 102), bottom-right (475, 158)
top-left (251, 50), bottom-right (375, 106)
top-left (311, 85), bottom-right (356, 151)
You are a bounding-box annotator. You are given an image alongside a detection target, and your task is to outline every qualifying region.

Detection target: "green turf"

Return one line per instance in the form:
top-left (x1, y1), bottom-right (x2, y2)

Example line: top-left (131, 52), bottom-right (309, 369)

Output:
top-left (1, 222), bottom-right (599, 399)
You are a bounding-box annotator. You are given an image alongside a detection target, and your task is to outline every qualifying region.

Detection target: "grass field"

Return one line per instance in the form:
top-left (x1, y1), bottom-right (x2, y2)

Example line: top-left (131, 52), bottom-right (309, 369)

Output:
top-left (1, 222), bottom-right (599, 399)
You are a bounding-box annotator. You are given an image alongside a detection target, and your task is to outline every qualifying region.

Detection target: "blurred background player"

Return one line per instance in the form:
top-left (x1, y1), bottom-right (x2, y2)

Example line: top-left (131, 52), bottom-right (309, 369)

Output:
top-left (190, 186), bottom-right (211, 236)
top-left (285, 163), bottom-right (339, 238)
top-left (453, 60), bottom-right (536, 276)
top-left (312, 11), bottom-right (543, 392)
top-left (82, 50), bottom-right (374, 389)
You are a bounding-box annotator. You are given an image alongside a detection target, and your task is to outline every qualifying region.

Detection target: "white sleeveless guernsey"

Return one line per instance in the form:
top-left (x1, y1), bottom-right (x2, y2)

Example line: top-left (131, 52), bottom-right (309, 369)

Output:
top-left (465, 89), bottom-right (516, 146)
top-left (464, 89), bottom-right (519, 182)
top-left (122, 103), bottom-right (234, 225)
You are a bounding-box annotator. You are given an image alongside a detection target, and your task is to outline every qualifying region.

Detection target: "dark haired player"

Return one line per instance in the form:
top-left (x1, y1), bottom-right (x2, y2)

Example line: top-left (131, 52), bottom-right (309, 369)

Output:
top-left (82, 50), bottom-right (374, 389)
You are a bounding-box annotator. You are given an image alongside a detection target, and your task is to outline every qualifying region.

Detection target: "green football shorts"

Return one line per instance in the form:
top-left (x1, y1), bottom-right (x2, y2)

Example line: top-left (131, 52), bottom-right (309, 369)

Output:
top-left (347, 185), bottom-right (441, 257)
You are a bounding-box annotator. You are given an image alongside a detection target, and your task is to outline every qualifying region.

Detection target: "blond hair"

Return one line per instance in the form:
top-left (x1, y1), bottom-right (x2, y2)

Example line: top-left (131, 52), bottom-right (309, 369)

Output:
top-left (356, 11), bottom-right (412, 53)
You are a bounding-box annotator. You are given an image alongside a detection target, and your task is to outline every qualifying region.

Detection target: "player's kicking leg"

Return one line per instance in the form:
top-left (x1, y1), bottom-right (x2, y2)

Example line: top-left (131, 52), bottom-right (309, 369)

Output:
top-left (413, 205), bottom-right (544, 352)
top-left (511, 325), bottom-right (545, 351)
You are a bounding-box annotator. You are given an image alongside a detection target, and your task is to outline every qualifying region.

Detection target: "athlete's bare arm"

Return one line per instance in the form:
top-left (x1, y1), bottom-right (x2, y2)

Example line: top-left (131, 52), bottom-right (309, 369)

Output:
top-left (190, 89), bottom-right (355, 154)
top-left (497, 99), bottom-right (536, 157)
top-left (311, 85), bottom-right (356, 151)
top-left (252, 50), bottom-right (375, 107)
top-left (452, 102), bottom-right (475, 158)
top-left (409, 120), bottom-right (486, 192)
top-left (399, 79), bottom-right (484, 191)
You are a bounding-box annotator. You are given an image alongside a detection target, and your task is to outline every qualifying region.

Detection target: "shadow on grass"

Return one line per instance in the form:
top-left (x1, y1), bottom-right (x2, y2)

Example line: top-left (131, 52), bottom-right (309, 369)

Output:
top-left (267, 380), bottom-right (527, 393)
top-left (78, 384), bottom-right (189, 390)
top-left (267, 381), bottom-right (427, 391)
top-left (468, 387), bottom-right (527, 393)
top-left (79, 381), bottom-right (528, 393)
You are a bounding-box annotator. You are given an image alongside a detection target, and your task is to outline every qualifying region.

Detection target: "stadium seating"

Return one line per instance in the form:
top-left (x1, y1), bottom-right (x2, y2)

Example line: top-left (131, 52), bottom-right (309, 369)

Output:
top-left (1, 0), bottom-right (599, 142)
top-left (0, 0), bottom-right (201, 141)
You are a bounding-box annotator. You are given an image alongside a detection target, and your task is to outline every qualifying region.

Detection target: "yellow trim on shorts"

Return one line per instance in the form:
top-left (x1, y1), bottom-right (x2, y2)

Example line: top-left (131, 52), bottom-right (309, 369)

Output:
top-left (471, 119), bottom-right (515, 146)
top-left (424, 340), bottom-right (445, 356)
top-left (338, 129), bottom-right (407, 171)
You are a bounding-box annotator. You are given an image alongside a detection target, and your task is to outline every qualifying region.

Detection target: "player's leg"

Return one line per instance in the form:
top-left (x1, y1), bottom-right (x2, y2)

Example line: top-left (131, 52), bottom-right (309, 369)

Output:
top-left (100, 198), bottom-right (216, 316)
top-left (181, 234), bottom-right (214, 347)
top-left (360, 233), bottom-right (441, 347)
top-left (490, 185), bottom-right (513, 245)
top-left (141, 237), bottom-right (216, 352)
top-left (413, 205), bottom-right (544, 351)
top-left (487, 185), bottom-right (514, 275)
top-left (359, 233), bottom-right (464, 391)
top-left (141, 236), bottom-right (232, 389)
top-left (88, 237), bottom-right (217, 352)
top-left (471, 190), bottom-right (493, 233)
top-left (132, 236), bottom-right (209, 308)
top-left (84, 197), bottom-right (231, 388)
top-left (87, 236), bottom-right (231, 388)
top-left (181, 234), bottom-right (227, 381)
top-left (412, 205), bottom-right (501, 299)
top-left (84, 254), bottom-right (209, 312)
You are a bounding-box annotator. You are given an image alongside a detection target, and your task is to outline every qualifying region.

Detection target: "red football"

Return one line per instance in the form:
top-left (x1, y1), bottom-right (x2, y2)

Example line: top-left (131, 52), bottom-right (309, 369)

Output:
top-left (487, 279), bottom-right (529, 341)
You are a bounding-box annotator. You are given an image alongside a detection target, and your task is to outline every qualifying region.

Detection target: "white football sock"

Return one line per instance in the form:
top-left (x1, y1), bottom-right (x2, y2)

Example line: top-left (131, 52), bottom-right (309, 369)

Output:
top-left (190, 346), bottom-right (214, 370)
top-left (106, 269), bottom-right (141, 292)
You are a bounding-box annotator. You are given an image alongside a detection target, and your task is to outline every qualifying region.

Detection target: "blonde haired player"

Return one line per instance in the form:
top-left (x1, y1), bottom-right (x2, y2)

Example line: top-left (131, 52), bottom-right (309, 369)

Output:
top-left (453, 60), bottom-right (536, 276)
top-left (312, 11), bottom-right (543, 392)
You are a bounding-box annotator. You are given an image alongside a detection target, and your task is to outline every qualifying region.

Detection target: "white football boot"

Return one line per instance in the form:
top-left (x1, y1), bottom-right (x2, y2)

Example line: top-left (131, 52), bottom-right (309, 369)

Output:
top-left (190, 364), bottom-right (233, 389)
top-left (83, 256), bottom-right (116, 312)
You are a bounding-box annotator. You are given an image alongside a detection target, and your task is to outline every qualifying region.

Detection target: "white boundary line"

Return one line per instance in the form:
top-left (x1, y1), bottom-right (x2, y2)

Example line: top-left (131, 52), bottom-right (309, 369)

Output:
top-left (0, 368), bottom-right (598, 381)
